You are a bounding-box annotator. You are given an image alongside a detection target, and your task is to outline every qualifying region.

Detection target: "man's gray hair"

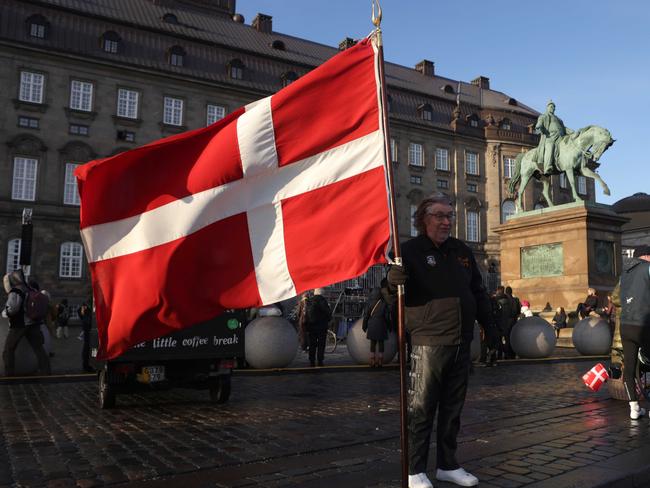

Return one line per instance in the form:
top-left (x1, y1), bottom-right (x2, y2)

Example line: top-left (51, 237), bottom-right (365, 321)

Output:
top-left (413, 192), bottom-right (453, 235)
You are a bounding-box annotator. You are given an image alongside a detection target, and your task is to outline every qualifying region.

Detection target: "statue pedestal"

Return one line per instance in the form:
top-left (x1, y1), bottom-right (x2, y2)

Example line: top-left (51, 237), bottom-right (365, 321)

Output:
top-left (494, 201), bottom-right (627, 311)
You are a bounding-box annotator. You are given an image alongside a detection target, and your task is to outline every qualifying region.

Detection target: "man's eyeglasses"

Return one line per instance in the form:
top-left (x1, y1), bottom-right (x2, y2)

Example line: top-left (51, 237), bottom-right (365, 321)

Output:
top-left (427, 212), bottom-right (456, 222)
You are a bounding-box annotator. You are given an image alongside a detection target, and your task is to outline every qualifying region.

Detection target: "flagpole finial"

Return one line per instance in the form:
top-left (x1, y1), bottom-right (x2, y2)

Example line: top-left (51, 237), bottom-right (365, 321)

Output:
top-left (371, 0), bottom-right (382, 28)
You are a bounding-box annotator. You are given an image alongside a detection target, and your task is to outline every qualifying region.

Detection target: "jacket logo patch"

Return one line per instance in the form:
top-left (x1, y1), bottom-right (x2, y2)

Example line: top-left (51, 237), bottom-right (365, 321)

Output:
top-left (627, 297), bottom-right (634, 304)
top-left (458, 257), bottom-right (470, 268)
top-left (426, 255), bottom-right (436, 267)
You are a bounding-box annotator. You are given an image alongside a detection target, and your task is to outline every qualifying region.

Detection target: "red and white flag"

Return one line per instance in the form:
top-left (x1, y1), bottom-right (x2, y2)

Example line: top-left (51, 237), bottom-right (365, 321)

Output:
top-left (76, 37), bottom-right (391, 359)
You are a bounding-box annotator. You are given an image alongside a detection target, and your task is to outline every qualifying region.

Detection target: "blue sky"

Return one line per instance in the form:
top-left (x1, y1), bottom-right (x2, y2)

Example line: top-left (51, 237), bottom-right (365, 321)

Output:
top-left (238, 0), bottom-right (649, 204)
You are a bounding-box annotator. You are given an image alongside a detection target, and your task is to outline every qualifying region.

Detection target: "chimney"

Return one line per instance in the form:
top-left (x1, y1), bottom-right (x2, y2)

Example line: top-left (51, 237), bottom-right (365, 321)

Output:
top-left (415, 59), bottom-right (435, 77)
top-left (338, 37), bottom-right (356, 51)
top-left (252, 13), bottom-right (272, 34)
top-left (471, 76), bottom-right (490, 90)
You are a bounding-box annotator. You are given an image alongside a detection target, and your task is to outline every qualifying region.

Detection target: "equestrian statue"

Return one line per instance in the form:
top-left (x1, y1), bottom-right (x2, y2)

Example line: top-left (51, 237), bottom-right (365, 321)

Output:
top-left (508, 100), bottom-right (615, 213)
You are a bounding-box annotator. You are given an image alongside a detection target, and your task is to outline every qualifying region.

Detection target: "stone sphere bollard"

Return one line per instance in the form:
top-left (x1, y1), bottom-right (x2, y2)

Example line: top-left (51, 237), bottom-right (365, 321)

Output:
top-left (572, 316), bottom-right (612, 355)
top-left (245, 316), bottom-right (298, 368)
top-left (471, 322), bottom-right (481, 362)
top-left (346, 319), bottom-right (398, 365)
top-left (510, 316), bottom-right (557, 358)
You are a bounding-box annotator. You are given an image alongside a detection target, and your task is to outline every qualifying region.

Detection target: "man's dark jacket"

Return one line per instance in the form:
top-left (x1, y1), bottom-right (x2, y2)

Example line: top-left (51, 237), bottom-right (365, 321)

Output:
top-left (392, 235), bottom-right (495, 346)
top-left (620, 258), bottom-right (650, 327)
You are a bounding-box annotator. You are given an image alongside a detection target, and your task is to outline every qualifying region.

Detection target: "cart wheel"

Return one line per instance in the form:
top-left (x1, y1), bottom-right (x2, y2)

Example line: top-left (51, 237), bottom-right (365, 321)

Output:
top-left (325, 330), bottom-right (337, 354)
top-left (209, 375), bottom-right (231, 403)
top-left (99, 369), bottom-right (116, 409)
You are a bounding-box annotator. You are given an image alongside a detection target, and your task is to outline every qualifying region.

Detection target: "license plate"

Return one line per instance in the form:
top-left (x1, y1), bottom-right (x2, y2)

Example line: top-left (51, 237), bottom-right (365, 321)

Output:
top-left (141, 366), bottom-right (165, 383)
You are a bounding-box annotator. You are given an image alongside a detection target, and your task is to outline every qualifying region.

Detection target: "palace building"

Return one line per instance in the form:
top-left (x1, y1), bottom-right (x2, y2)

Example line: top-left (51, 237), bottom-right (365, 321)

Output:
top-left (0, 0), bottom-right (595, 307)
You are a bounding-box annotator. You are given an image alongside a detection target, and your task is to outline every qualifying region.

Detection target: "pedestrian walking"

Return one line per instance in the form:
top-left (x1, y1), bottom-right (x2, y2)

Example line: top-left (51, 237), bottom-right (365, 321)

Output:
top-left (387, 193), bottom-right (498, 488)
top-left (297, 289), bottom-right (331, 367)
top-left (617, 244), bottom-right (650, 419)
top-left (55, 299), bottom-right (70, 339)
top-left (79, 301), bottom-right (93, 372)
top-left (362, 278), bottom-right (393, 367)
top-left (2, 271), bottom-right (51, 376)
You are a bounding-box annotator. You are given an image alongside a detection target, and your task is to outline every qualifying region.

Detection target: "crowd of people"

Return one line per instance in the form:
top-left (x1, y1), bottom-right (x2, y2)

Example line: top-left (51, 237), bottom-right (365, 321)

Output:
top-left (2, 268), bottom-right (94, 376)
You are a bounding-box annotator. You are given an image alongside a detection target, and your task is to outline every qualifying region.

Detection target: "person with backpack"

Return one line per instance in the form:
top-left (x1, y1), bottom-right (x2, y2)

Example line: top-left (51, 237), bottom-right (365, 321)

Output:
top-left (298, 288), bottom-right (332, 367)
top-left (55, 299), bottom-right (70, 339)
top-left (362, 279), bottom-right (393, 367)
top-left (2, 270), bottom-right (51, 376)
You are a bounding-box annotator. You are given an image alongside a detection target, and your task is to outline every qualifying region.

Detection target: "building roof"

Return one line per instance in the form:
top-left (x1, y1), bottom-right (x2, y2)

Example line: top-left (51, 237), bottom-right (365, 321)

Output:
top-left (17, 0), bottom-right (538, 117)
top-left (613, 192), bottom-right (650, 214)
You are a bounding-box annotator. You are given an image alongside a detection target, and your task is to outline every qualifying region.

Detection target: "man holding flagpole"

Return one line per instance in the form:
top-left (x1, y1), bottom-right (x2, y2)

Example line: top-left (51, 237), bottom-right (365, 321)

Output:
top-left (388, 193), bottom-right (498, 488)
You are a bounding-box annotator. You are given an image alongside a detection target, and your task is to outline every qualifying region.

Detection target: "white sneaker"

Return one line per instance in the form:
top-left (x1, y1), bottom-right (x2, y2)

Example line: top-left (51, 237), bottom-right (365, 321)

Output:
top-left (436, 467), bottom-right (479, 487)
top-left (408, 473), bottom-right (433, 488)
top-left (630, 406), bottom-right (646, 419)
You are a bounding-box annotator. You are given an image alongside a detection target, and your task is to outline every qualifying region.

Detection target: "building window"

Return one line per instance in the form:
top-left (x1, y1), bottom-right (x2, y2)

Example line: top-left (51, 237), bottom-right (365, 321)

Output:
top-left (12, 157), bottom-right (38, 201)
top-left (27, 15), bottom-right (48, 39)
top-left (465, 151), bottom-right (479, 175)
top-left (101, 31), bottom-right (121, 53)
top-left (410, 175), bottom-right (422, 185)
top-left (410, 204), bottom-right (418, 237)
top-left (206, 104), bottom-right (226, 125)
top-left (70, 80), bottom-right (93, 112)
top-left (503, 156), bottom-right (516, 179)
top-left (578, 175), bottom-right (587, 195)
top-left (63, 163), bottom-right (81, 206)
top-left (408, 143), bottom-right (423, 167)
top-left (500, 119), bottom-right (511, 130)
top-left (437, 179), bottom-right (449, 190)
top-left (117, 88), bottom-right (139, 119)
top-left (281, 71), bottom-right (298, 87)
top-left (435, 148), bottom-right (449, 171)
top-left (163, 96), bottom-right (183, 126)
top-left (467, 183), bottom-right (477, 193)
top-left (390, 138), bottom-right (397, 162)
top-left (162, 13), bottom-right (178, 24)
top-left (69, 124), bottom-right (89, 136)
top-left (168, 46), bottom-right (185, 67)
top-left (466, 211), bottom-right (479, 242)
top-left (559, 173), bottom-right (567, 188)
top-left (6, 238), bottom-right (21, 274)
top-left (501, 200), bottom-right (516, 223)
top-left (19, 71), bottom-right (44, 104)
top-left (117, 130), bottom-right (135, 142)
top-left (229, 59), bottom-right (244, 80)
top-left (469, 119), bottom-right (479, 128)
top-left (419, 103), bottom-right (433, 121)
top-left (59, 242), bottom-right (83, 278)
top-left (18, 116), bottom-right (39, 129)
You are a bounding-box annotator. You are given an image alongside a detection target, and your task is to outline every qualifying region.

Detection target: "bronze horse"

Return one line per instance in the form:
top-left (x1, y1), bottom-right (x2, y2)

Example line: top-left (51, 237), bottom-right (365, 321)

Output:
top-left (508, 125), bottom-right (615, 212)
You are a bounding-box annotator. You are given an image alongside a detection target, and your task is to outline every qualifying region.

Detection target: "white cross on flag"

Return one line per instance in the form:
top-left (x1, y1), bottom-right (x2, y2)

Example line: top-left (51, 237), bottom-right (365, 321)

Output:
top-left (76, 37), bottom-right (391, 359)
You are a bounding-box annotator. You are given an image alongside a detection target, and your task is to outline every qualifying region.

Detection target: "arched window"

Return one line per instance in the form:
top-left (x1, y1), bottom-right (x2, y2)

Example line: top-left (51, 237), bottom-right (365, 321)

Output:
top-left (271, 40), bottom-right (286, 50)
top-left (466, 113), bottom-right (480, 128)
top-left (442, 84), bottom-right (455, 94)
top-left (501, 200), bottom-right (516, 222)
top-left (168, 45), bottom-right (185, 67)
top-left (162, 13), bottom-right (178, 24)
top-left (6, 239), bottom-right (21, 273)
top-left (26, 14), bottom-right (48, 39)
top-left (281, 71), bottom-right (298, 87)
top-left (418, 103), bottom-right (433, 122)
top-left (101, 31), bottom-right (121, 54)
top-left (60, 242), bottom-right (83, 278)
top-left (229, 59), bottom-right (244, 80)
top-left (500, 118), bottom-right (512, 130)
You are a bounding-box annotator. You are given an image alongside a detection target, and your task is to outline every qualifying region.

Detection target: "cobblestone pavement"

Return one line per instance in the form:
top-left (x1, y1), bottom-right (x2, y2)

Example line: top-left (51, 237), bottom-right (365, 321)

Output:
top-left (2, 361), bottom-right (650, 488)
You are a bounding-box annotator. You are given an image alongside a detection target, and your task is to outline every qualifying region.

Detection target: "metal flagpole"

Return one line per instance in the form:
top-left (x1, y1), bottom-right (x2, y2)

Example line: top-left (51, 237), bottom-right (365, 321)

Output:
top-left (371, 2), bottom-right (408, 486)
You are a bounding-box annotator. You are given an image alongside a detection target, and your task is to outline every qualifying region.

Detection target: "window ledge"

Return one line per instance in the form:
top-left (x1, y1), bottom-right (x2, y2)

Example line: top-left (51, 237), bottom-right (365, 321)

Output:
top-left (64, 108), bottom-right (97, 120)
top-left (13, 99), bottom-right (48, 113)
top-left (112, 115), bottom-right (142, 127)
top-left (159, 122), bottom-right (187, 133)
top-left (408, 164), bottom-right (425, 172)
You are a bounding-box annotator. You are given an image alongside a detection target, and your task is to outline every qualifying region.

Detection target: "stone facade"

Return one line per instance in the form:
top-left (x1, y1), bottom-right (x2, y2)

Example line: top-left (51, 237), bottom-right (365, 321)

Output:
top-left (0, 0), bottom-right (595, 307)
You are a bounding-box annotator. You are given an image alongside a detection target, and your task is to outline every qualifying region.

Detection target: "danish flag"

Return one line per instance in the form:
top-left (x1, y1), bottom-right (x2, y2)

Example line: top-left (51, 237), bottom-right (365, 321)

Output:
top-left (76, 38), bottom-right (391, 359)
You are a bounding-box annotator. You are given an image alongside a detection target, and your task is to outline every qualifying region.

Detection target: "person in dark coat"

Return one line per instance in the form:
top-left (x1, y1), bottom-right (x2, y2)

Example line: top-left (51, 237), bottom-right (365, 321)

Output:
top-left (576, 288), bottom-right (599, 319)
top-left (362, 278), bottom-right (393, 367)
top-left (297, 289), bottom-right (332, 367)
top-left (618, 244), bottom-right (650, 419)
top-left (493, 286), bottom-right (512, 362)
top-left (551, 307), bottom-right (567, 338)
top-left (387, 193), bottom-right (498, 488)
top-left (2, 270), bottom-right (50, 376)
